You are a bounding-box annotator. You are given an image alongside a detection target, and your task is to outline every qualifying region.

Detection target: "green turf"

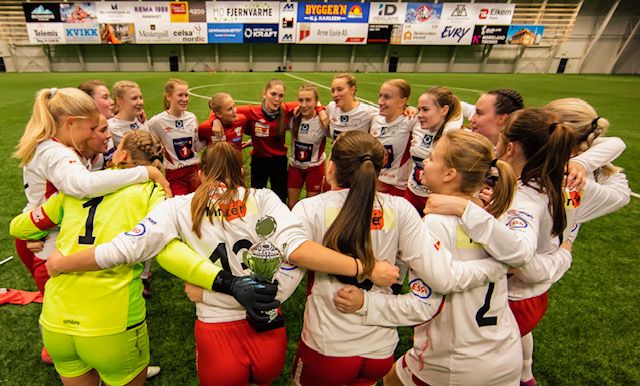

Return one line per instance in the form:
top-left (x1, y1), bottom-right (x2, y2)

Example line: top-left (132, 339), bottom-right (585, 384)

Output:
top-left (0, 72), bottom-right (637, 386)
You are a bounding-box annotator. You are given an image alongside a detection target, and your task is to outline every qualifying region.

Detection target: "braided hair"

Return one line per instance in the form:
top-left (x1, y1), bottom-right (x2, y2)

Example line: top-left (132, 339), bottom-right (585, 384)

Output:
top-left (116, 130), bottom-right (164, 171)
top-left (487, 89), bottom-right (524, 115)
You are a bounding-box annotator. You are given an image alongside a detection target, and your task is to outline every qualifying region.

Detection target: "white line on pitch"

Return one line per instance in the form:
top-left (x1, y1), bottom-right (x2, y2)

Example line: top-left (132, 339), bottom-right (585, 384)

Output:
top-left (283, 73), bottom-right (378, 107)
top-left (0, 256), bottom-right (14, 266)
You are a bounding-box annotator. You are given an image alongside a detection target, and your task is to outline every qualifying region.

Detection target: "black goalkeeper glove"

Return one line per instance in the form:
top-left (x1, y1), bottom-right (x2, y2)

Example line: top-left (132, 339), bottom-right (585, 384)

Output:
top-left (212, 271), bottom-right (280, 323)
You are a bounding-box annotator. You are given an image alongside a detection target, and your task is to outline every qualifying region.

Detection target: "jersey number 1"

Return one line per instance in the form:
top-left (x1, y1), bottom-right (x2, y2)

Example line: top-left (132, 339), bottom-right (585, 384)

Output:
top-left (475, 282), bottom-right (498, 327)
top-left (78, 197), bottom-right (104, 245)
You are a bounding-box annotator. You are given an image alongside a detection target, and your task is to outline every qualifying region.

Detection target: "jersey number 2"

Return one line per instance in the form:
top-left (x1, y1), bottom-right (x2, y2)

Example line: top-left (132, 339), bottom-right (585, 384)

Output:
top-left (475, 282), bottom-right (498, 327)
top-left (78, 197), bottom-right (104, 245)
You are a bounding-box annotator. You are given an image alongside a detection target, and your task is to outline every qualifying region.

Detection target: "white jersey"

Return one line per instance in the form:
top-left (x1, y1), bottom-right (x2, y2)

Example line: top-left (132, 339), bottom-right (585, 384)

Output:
top-left (404, 214), bottom-right (521, 386)
top-left (514, 137), bottom-right (630, 286)
top-left (326, 101), bottom-right (377, 140)
top-left (292, 190), bottom-right (509, 358)
top-left (370, 115), bottom-right (417, 190)
top-left (21, 139), bottom-right (148, 259)
top-left (290, 115), bottom-right (327, 169)
top-left (95, 187), bottom-right (307, 323)
top-left (148, 111), bottom-right (202, 170)
top-left (108, 116), bottom-right (149, 148)
top-left (407, 125), bottom-right (461, 197)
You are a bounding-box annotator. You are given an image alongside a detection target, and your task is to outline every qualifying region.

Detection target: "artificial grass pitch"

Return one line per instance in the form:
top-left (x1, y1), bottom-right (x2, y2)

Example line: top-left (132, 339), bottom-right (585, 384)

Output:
top-left (0, 72), bottom-right (637, 385)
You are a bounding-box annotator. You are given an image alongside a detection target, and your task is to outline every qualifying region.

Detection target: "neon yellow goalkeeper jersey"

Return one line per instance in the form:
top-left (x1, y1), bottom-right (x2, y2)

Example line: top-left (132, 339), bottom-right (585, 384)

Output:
top-left (10, 181), bottom-right (164, 337)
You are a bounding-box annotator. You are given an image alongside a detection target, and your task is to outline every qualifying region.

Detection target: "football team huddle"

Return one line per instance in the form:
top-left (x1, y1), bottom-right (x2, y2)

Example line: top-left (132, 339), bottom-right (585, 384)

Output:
top-left (10, 73), bottom-right (630, 386)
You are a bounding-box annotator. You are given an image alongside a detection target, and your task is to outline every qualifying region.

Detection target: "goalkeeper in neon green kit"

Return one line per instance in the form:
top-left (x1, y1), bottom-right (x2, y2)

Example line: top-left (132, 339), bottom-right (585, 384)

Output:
top-left (10, 131), bottom-right (277, 386)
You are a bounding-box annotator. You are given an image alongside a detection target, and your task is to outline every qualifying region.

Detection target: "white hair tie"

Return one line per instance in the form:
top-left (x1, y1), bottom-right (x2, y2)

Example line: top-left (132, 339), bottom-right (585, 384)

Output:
top-left (49, 87), bottom-right (57, 98)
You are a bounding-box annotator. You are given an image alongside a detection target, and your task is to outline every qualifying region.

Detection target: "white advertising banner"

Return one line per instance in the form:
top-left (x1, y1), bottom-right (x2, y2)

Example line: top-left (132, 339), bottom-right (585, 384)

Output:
top-left (368, 2), bottom-right (407, 25)
top-left (132, 2), bottom-right (170, 23)
top-left (136, 22), bottom-right (207, 44)
top-left (399, 3), bottom-right (441, 45)
top-left (434, 22), bottom-right (473, 45)
top-left (473, 4), bottom-right (515, 25)
top-left (95, 2), bottom-right (135, 23)
top-left (296, 22), bottom-right (368, 44)
top-left (206, 1), bottom-right (279, 23)
top-left (441, 3), bottom-right (476, 24)
top-left (26, 23), bottom-right (65, 44)
top-left (278, 2), bottom-right (297, 43)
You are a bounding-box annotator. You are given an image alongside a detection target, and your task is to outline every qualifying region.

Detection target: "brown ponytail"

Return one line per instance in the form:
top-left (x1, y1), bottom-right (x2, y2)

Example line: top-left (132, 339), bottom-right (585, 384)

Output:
top-left (191, 141), bottom-right (248, 238)
top-left (503, 109), bottom-right (575, 236)
top-left (323, 131), bottom-right (385, 277)
top-left (440, 130), bottom-right (516, 218)
top-left (425, 86), bottom-right (462, 143)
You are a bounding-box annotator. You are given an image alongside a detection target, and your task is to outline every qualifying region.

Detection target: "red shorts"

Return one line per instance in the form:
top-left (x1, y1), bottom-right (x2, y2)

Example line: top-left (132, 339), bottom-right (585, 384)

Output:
top-left (403, 189), bottom-right (428, 216)
top-left (15, 239), bottom-right (49, 294)
top-left (287, 163), bottom-right (325, 193)
top-left (292, 339), bottom-right (394, 386)
top-left (508, 292), bottom-right (549, 336)
top-left (194, 318), bottom-right (286, 386)
top-left (166, 164), bottom-right (201, 196)
top-left (377, 181), bottom-right (406, 197)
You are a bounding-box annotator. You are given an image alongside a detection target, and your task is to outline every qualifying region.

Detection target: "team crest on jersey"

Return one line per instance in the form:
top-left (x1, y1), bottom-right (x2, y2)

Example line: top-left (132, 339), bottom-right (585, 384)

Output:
top-left (130, 122), bottom-right (140, 130)
top-left (332, 129), bottom-right (342, 140)
top-left (412, 161), bottom-right (424, 184)
top-left (294, 142), bottom-right (313, 163)
top-left (175, 119), bottom-right (184, 129)
top-left (340, 115), bottom-right (349, 123)
top-left (172, 137), bottom-right (194, 161)
top-left (410, 278), bottom-right (432, 300)
top-left (300, 123), bottom-right (309, 134)
top-left (371, 209), bottom-right (384, 230)
top-left (125, 223), bottom-right (146, 236)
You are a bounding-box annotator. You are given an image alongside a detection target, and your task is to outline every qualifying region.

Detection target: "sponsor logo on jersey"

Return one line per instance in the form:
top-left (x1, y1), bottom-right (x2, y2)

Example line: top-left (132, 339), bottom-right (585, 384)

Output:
top-left (433, 240), bottom-right (441, 251)
top-left (213, 200), bottom-right (247, 221)
top-left (410, 278), bottom-right (432, 299)
top-left (383, 144), bottom-right (394, 169)
top-left (340, 115), bottom-right (349, 123)
top-left (566, 189), bottom-right (582, 208)
top-left (130, 122), bottom-right (140, 130)
top-left (63, 319), bottom-right (80, 326)
top-left (176, 119), bottom-right (184, 129)
top-left (506, 216), bottom-right (527, 229)
top-left (371, 208), bottom-right (384, 230)
top-left (421, 134), bottom-right (434, 148)
top-left (125, 223), bottom-right (146, 236)
top-left (300, 123), bottom-right (309, 134)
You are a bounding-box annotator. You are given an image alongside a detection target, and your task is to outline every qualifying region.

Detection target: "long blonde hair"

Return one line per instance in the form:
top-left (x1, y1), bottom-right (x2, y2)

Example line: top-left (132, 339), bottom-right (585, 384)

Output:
top-left (440, 130), bottom-right (516, 218)
top-left (545, 98), bottom-right (619, 177)
top-left (15, 87), bottom-right (98, 166)
top-left (191, 141), bottom-right (249, 238)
